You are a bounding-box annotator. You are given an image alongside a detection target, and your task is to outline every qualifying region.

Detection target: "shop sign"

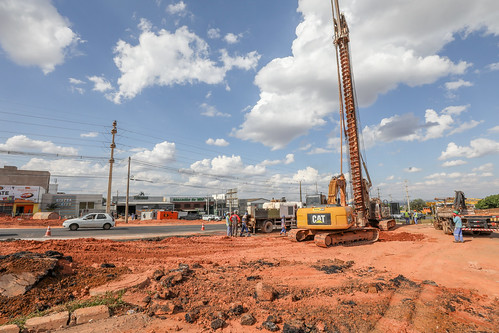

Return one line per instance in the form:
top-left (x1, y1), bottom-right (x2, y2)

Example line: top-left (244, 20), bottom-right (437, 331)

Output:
top-left (0, 185), bottom-right (41, 203)
top-left (171, 197), bottom-right (207, 202)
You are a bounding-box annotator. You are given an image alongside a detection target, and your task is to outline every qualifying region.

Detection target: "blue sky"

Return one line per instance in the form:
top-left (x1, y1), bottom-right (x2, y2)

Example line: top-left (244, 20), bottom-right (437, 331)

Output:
top-left (0, 0), bottom-right (498, 203)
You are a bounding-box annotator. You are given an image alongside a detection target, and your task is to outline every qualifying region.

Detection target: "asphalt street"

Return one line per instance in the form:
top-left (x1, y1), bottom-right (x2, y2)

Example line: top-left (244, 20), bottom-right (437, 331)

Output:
top-left (0, 224), bottom-right (226, 240)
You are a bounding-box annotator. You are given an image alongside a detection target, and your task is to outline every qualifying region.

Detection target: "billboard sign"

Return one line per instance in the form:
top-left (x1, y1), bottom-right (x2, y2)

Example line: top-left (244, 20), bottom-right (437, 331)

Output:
top-left (0, 185), bottom-right (41, 203)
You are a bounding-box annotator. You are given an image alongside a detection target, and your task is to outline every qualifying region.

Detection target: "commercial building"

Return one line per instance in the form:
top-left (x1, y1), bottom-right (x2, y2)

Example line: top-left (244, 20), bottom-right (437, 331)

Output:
top-left (40, 193), bottom-right (104, 218)
top-left (113, 194), bottom-right (174, 216)
top-left (0, 166), bottom-right (50, 216)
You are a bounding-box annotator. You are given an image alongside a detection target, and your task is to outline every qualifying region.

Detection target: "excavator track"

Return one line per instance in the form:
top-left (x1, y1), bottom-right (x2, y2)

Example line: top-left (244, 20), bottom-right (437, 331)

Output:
top-left (314, 228), bottom-right (379, 248)
top-left (287, 229), bottom-right (310, 242)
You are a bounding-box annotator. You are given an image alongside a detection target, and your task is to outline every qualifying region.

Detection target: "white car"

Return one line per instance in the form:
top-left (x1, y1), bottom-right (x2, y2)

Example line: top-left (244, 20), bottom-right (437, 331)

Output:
top-left (202, 214), bottom-right (222, 221)
top-left (63, 213), bottom-right (115, 231)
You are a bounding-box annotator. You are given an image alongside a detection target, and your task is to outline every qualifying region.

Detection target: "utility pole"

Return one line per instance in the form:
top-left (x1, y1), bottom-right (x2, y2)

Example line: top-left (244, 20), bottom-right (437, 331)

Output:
top-left (377, 187), bottom-right (381, 200)
top-left (405, 180), bottom-right (411, 211)
top-left (106, 120), bottom-right (117, 214)
top-left (299, 181), bottom-right (302, 203)
top-left (125, 157), bottom-right (131, 223)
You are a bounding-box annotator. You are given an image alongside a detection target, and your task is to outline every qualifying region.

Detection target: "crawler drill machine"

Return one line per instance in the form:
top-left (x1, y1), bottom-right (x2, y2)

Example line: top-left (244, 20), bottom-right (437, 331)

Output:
top-left (288, 0), bottom-right (395, 247)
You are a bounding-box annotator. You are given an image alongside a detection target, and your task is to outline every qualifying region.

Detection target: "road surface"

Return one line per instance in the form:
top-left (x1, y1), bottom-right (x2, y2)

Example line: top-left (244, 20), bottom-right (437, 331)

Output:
top-left (0, 224), bottom-right (226, 240)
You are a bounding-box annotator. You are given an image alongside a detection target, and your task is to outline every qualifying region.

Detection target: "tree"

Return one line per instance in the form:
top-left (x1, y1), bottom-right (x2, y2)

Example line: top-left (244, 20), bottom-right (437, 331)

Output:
top-left (410, 198), bottom-right (427, 212)
top-left (475, 194), bottom-right (499, 209)
top-left (46, 203), bottom-right (59, 211)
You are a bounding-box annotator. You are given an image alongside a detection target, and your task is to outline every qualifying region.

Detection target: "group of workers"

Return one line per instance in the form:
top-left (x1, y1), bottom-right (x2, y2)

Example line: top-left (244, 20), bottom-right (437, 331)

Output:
top-left (225, 211), bottom-right (250, 237)
top-left (403, 211), bottom-right (420, 225)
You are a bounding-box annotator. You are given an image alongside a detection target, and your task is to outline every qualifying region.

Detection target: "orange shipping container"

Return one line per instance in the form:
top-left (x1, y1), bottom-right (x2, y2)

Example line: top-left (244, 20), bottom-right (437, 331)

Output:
top-left (157, 211), bottom-right (178, 220)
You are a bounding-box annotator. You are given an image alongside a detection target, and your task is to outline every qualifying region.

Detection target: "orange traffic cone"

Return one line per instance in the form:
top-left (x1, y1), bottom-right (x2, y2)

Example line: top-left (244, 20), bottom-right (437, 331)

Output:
top-left (44, 226), bottom-right (52, 237)
top-left (201, 223), bottom-right (205, 231)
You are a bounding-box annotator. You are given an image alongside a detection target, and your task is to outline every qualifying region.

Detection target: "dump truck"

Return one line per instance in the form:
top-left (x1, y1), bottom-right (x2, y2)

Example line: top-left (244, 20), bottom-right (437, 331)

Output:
top-left (434, 191), bottom-right (499, 235)
top-left (247, 201), bottom-right (302, 233)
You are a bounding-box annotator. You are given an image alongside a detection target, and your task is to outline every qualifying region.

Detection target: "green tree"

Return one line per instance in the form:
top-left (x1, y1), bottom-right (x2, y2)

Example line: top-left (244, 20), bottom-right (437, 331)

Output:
top-left (475, 194), bottom-right (499, 209)
top-left (410, 198), bottom-right (427, 211)
top-left (46, 203), bottom-right (59, 211)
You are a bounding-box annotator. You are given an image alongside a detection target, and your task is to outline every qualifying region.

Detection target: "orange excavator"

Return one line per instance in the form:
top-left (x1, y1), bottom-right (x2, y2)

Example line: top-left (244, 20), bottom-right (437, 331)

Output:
top-left (288, 0), bottom-right (395, 247)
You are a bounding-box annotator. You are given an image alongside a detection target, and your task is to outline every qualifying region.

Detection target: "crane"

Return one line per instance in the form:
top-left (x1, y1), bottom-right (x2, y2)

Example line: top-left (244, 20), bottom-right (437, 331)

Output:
top-left (287, 0), bottom-right (395, 247)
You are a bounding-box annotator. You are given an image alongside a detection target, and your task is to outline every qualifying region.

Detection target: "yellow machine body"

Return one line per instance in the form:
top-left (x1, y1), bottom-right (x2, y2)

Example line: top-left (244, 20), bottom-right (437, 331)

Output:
top-left (296, 206), bottom-right (354, 230)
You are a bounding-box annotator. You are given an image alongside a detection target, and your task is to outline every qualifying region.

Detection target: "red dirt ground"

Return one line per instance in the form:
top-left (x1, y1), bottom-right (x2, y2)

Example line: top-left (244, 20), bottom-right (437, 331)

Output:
top-left (0, 224), bottom-right (498, 332)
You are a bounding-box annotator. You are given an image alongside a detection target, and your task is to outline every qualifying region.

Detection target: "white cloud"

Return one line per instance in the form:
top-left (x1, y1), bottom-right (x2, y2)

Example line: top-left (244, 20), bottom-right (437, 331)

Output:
top-left (439, 138), bottom-right (499, 160)
top-left (448, 120), bottom-right (482, 135)
top-left (166, 1), bottom-right (186, 15)
top-left (207, 28), bottom-right (220, 39)
top-left (188, 155), bottom-right (265, 178)
top-left (487, 62), bottom-right (499, 71)
top-left (0, 135), bottom-right (77, 155)
top-left (107, 22), bottom-right (259, 103)
top-left (131, 141), bottom-right (176, 165)
top-left (200, 103), bottom-right (231, 117)
top-left (88, 76), bottom-right (113, 92)
top-left (69, 78), bottom-right (85, 85)
top-left (0, 0), bottom-right (79, 74)
top-left (360, 105), bottom-right (478, 148)
top-left (307, 147), bottom-right (333, 155)
top-left (404, 167), bottom-right (422, 173)
top-left (220, 49), bottom-right (260, 71)
top-left (442, 159), bottom-right (467, 167)
top-left (224, 33), bottom-right (242, 44)
top-left (442, 105), bottom-right (469, 115)
top-left (80, 132), bottom-right (99, 138)
top-left (206, 138), bottom-right (229, 147)
top-left (298, 143), bottom-right (312, 151)
top-left (488, 125), bottom-right (499, 133)
top-left (386, 175), bottom-right (395, 180)
top-left (444, 79), bottom-right (473, 90)
top-left (472, 163), bottom-right (493, 173)
top-left (260, 154), bottom-right (295, 166)
top-left (23, 158), bottom-right (107, 177)
top-left (233, 0), bottom-right (484, 149)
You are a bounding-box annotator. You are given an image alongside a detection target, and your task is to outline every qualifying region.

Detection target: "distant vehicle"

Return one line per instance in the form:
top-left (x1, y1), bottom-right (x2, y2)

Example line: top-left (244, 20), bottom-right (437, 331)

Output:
top-left (202, 214), bottom-right (222, 221)
top-left (391, 214), bottom-right (403, 220)
top-left (63, 213), bottom-right (115, 231)
top-left (182, 213), bottom-right (202, 220)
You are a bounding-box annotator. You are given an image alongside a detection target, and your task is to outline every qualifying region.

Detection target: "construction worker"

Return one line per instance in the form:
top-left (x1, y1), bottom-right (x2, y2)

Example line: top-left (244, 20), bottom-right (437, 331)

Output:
top-left (280, 215), bottom-right (287, 235)
top-left (230, 212), bottom-right (240, 237)
top-left (413, 211), bottom-right (418, 225)
top-left (240, 212), bottom-right (250, 237)
top-left (404, 211), bottom-right (410, 225)
top-left (225, 213), bottom-right (231, 236)
top-left (453, 211), bottom-right (463, 243)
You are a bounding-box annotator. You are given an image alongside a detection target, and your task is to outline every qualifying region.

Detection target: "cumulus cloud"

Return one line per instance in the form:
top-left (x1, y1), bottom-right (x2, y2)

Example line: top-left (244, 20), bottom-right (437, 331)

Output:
top-left (88, 75), bottom-right (113, 92)
top-left (69, 77), bottom-right (85, 94)
top-left (232, 0), bottom-right (488, 149)
top-left (200, 103), bottom-right (231, 117)
top-left (23, 158), bottom-right (107, 177)
top-left (439, 138), bottom-right (499, 160)
top-left (404, 167), bottom-right (422, 173)
top-left (80, 132), bottom-right (99, 138)
top-left (206, 138), bottom-right (229, 146)
top-left (224, 33), bottom-right (242, 44)
top-left (472, 163), bottom-right (493, 173)
top-left (307, 147), bottom-right (333, 155)
top-left (260, 153), bottom-right (295, 166)
top-left (0, 135), bottom-right (77, 155)
top-left (386, 175), bottom-right (395, 180)
top-left (487, 62), bottom-right (499, 71)
top-left (131, 141), bottom-right (176, 165)
top-left (187, 155), bottom-right (266, 178)
top-left (106, 21), bottom-right (260, 103)
top-left (166, 1), bottom-right (187, 15)
top-left (445, 79), bottom-right (473, 90)
top-left (488, 125), bottom-right (499, 133)
top-left (361, 105), bottom-right (478, 148)
top-left (0, 0), bottom-right (80, 74)
top-left (207, 28), bottom-right (220, 39)
top-left (442, 159), bottom-right (467, 167)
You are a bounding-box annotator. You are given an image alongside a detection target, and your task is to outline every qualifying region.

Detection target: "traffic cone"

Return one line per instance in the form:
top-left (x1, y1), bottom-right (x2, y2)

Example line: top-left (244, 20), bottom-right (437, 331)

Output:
top-left (44, 226), bottom-right (52, 237)
top-left (201, 223), bottom-right (205, 231)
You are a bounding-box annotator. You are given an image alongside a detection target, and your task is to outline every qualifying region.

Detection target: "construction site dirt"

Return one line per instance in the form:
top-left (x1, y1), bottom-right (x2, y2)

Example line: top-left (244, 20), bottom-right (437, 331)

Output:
top-left (0, 223), bottom-right (498, 332)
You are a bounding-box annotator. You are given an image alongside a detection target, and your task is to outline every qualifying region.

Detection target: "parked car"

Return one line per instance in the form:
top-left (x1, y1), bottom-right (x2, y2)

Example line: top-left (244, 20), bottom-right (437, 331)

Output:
top-left (202, 214), bottom-right (222, 221)
top-left (182, 213), bottom-right (202, 220)
top-left (63, 213), bottom-right (115, 231)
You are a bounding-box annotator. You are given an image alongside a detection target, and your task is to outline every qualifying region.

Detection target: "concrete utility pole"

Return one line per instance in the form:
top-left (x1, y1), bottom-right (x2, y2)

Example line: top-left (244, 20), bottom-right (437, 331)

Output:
top-left (125, 156), bottom-right (131, 223)
top-left (299, 181), bottom-right (302, 203)
top-left (106, 120), bottom-right (117, 214)
top-left (405, 180), bottom-right (411, 211)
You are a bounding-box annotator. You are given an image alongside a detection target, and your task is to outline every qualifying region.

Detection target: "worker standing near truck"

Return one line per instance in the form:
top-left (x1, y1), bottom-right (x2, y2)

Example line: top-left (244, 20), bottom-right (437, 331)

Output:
top-left (240, 212), bottom-right (250, 237)
top-left (413, 211), bottom-right (418, 225)
top-left (404, 211), bottom-right (410, 224)
top-left (225, 213), bottom-right (231, 237)
top-left (453, 211), bottom-right (463, 243)
top-left (280, 215), bottom-right (286, 235)
top-left (230, 212), bottom-right (240, 237)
